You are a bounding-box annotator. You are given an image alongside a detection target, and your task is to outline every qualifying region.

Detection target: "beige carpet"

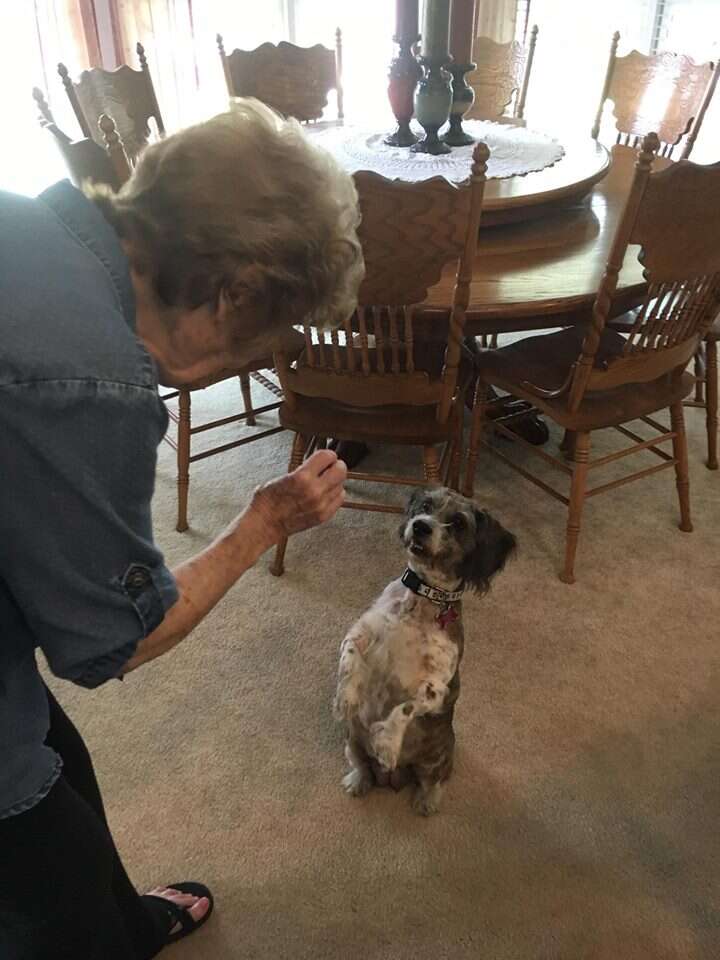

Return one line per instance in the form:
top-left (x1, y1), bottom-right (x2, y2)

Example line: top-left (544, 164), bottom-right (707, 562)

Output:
top-left (47, 375), bottom-right (720, 960)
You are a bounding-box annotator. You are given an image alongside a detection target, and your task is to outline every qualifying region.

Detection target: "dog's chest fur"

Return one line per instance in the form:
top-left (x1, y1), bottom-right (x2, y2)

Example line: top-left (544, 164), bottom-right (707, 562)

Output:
top-left (351, 580), bottom-right (462, 728)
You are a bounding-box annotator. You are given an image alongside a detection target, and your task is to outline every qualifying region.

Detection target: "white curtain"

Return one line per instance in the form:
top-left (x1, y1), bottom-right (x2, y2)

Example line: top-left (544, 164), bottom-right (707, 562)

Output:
top-left (475, 0), bottom-right (518, 44)
top-left (294, 0), bottom-right (394, 123)
top-left (0, 2), bottom-right (86, 193)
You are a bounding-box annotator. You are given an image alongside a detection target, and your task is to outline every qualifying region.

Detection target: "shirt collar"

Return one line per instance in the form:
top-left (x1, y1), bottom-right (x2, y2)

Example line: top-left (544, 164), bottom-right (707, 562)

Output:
top-left (37, 180), bottom-right (136, 329)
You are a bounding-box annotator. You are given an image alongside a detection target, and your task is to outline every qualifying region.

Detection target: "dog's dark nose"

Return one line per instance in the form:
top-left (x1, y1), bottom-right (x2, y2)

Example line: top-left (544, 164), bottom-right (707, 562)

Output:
top-left (412, 519), bottom-right (432, 539)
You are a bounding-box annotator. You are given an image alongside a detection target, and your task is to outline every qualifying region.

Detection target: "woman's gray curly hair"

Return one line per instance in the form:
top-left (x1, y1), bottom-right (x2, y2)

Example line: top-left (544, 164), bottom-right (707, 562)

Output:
top-left (87, 98), bottom-right (364, 333)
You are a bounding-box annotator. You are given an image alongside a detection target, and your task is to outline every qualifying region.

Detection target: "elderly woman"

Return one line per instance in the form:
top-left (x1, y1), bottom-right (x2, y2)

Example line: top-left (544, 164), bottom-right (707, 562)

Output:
top-left (0, 100), bottom-right (363, 960)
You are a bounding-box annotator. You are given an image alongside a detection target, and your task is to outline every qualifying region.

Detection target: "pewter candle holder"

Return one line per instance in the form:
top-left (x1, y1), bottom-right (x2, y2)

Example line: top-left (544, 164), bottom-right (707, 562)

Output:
top-left (442, 60), bottom-right (476, 146)
top-left (410, 55), bottom-right (453, 155)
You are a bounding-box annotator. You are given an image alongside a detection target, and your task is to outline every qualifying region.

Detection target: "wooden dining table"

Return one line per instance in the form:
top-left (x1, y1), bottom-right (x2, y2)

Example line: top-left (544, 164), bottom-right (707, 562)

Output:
top-left (421, 143), bottom-right (673, 336)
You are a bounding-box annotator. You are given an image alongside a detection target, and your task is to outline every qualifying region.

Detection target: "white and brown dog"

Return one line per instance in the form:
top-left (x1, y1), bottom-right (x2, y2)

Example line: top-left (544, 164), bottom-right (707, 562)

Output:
top-left (333, 488), bottom-right (516, 815)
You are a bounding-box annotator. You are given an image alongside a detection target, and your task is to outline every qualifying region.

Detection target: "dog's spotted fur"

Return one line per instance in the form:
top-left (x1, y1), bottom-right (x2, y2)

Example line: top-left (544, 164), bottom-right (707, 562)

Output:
top-left (334, 488), bottom-right (516, 815)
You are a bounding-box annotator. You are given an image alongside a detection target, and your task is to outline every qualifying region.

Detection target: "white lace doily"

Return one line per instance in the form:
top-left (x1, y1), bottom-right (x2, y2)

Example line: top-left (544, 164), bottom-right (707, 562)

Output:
top-left (311, 120), bottom-right (565, 182)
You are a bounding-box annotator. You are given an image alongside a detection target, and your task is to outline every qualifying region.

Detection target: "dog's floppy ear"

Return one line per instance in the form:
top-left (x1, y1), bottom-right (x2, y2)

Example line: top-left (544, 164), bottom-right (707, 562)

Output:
top-left (461, 509), bottom-right (517, 593)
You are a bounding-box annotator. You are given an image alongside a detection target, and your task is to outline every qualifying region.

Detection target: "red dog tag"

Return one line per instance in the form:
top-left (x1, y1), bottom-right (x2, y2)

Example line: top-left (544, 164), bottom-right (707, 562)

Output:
top-left (437, 606), bottom-right (459, 629)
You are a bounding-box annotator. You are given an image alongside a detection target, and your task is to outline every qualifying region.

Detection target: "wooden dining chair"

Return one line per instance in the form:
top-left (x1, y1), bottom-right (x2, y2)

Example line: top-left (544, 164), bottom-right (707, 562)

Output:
top-left (591, 32), bottom-right (719, 159)
top-left (38, 108), bottom-right (133, 192)
top-left (465, 133), bottom-right (720, 583)
top-left (216, 30), bottom-right (343, 122)
top-left (269, 142), bottom-right (490, 576)
top-left (595, 33), bottom-right (720, 459)
top-left (466, 26), bottom-right (538, 125)
top-left (58, 43), bottom-right (165, 162)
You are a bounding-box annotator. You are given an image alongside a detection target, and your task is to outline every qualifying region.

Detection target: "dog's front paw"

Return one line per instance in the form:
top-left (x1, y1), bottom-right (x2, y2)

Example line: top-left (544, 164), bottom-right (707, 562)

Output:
top-left (333, 675), bottom-right (362, 722)
top-left (342, 767), bottom-right (373, 797)
top-left (369, 721), bottom-right (400, 771)
top-left (332, 692), bottom-right (349, 722)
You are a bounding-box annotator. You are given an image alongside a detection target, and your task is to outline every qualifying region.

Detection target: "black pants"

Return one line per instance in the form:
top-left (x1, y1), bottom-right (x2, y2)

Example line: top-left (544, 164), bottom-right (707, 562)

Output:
top-left (0, 687), bottom-right (163, 960)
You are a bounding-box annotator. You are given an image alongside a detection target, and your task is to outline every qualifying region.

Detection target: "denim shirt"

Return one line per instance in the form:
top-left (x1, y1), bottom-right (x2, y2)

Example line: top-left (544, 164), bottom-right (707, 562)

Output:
top-left (0, 182), bottom-right (178, 818)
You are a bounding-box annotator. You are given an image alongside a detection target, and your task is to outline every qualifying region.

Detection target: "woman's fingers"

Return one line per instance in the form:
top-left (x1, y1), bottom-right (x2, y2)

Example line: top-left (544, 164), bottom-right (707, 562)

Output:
top-left (294, 450), bottom-right (347, 491)
top-left (251, 447), bottom-right (347, 541)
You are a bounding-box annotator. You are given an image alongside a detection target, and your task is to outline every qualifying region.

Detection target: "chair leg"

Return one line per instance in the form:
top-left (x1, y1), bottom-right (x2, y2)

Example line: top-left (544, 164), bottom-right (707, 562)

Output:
top-left (448, 407), bottom-right (464, 490)
top-left (422, 445), bottom-right (442, 485)
top-left (175, 387), bottom-right (190, 533)
top-left (560, 430), bottom-right (591, 585)
top-left (670, 401), bottom-right (693, 532)
top-left (270, 433), bottom-right (308, 576)
top-left (239, 373), bottom-right (256, 426)
top-left (176, 388), bottom-right (191, 532)
top-left (705, 337), bottom-right (718, 470)
top-left (693, 349), bottom-right (705, 404)
top-left (559, 429), bottom-right (577, 460)
top-left (463, 377), bottom-right (487, 498)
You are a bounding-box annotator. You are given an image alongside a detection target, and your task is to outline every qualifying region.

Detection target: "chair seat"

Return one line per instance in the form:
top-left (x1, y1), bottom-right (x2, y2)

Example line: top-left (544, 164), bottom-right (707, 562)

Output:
top-left (279, 395), bottom-right (459, 445)
top-left (477, 326), bottom-right (695, 431)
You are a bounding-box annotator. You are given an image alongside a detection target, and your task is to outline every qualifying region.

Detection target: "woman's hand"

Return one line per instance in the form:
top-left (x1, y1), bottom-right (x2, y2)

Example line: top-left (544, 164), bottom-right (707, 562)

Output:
top-left (249, 449), bottom-right (347, 544)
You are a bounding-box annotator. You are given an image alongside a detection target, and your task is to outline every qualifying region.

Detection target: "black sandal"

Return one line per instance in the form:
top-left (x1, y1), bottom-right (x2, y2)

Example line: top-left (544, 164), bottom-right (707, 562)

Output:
top-left (142, 881), bottom-right (214, 946)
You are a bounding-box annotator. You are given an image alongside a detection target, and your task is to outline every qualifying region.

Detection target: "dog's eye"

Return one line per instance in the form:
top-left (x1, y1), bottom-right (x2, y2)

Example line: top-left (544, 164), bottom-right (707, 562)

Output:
top-left (421, 499), bottom-right (433, 513)
top-left (451, 514), bottom-right (466, 530)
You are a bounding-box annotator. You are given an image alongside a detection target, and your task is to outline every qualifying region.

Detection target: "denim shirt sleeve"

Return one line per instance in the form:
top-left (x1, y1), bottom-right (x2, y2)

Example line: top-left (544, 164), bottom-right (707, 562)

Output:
top-left (0, 377), bottom-right (178, 688)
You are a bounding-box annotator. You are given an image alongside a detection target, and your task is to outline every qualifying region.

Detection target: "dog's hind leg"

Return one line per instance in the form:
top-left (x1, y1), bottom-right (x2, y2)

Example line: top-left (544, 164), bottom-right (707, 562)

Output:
top-left (342, 737), bottom-right (374, 797)
top-left (411, 741), bottom-right (454, 816)
top-left (412, 779), bottom-right (443, 817)
top-left (369, 758), bottom-right (390, 788)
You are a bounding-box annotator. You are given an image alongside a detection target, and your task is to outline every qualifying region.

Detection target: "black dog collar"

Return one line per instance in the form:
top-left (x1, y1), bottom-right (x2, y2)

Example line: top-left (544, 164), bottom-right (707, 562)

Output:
top-left (401, 568), bottom-right (464, 605)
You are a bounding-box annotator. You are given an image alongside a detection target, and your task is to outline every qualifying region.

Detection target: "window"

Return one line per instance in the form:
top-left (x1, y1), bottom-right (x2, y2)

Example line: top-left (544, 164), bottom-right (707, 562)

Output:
top-left (515, 1), bottom-right (532, 43)
top-left (651, 0), bottom-right (720, 59)
top-left (521, 0), bottom-right (658, 139)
